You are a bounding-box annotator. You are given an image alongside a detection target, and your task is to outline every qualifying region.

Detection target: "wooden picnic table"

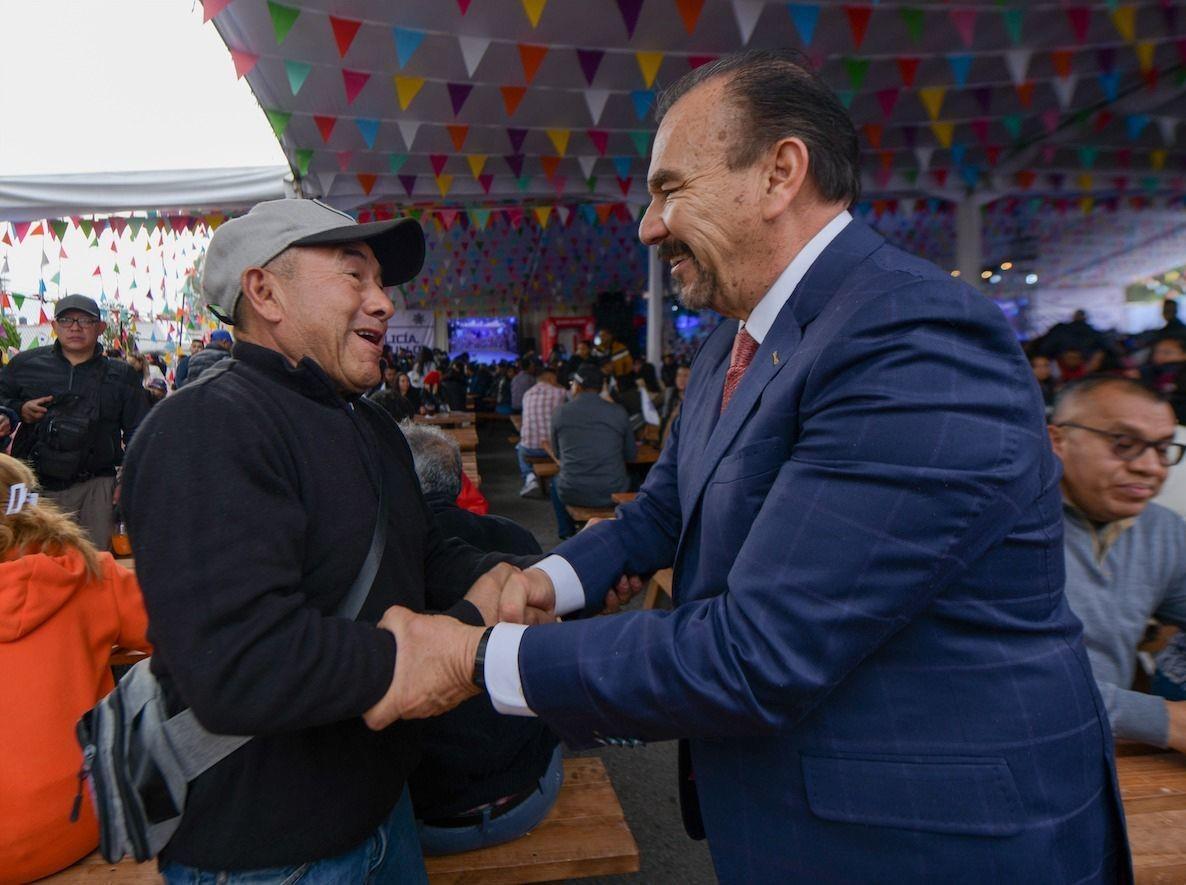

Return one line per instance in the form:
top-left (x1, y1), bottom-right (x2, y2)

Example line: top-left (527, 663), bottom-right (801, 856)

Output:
top-left (1117, 747), bottom-right (1186, 882)
top-left (611, 492), bottom-right (638, 505)
top-left (448, 427), bottom-right (478, 452)
top-left (414, 412), bottom-right (474, 428)
top-left (628, 445), bottom-right (660, 466)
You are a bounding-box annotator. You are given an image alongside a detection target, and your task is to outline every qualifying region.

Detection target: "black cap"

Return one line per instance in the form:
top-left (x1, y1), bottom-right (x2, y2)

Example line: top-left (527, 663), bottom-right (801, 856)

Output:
top-left (572, 362), bottom-right (604, 389)
top-left (54, 295), bottom-right (102, 319)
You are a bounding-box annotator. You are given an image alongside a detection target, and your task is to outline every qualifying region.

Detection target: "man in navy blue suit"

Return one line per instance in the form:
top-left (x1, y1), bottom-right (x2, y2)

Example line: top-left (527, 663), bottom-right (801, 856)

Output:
top-left (368, 50), bottom-right (1130, 882)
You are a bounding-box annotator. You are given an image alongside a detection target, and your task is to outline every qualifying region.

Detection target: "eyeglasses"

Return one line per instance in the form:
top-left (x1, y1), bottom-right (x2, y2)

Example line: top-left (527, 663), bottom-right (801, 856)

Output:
top-left (56, 316), bottom-right (99, 329)
top-left (1055, 422), bottom-right (1186, 466)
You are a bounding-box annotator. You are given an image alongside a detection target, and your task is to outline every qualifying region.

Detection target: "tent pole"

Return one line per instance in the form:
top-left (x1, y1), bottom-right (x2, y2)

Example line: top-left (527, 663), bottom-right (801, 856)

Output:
top-left (956, 198), bottom-right (983, 289)
top-left (646, 244), bottom-right (663, 367)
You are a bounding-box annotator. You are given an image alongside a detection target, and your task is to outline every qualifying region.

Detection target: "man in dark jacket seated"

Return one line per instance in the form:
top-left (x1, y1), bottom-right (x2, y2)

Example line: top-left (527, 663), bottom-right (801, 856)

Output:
top-left (400, 421), bottom-right (563, 855)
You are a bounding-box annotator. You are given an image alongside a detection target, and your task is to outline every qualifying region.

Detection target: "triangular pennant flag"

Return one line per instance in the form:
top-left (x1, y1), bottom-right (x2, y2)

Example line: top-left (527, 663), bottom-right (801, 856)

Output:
top-left (336, 151), bottom-right (354, 172)
top-left (541, 156), bottom-right (562, 179)
top-left (393, 28), bottom-right (425, 69)
top-left (947, 55), bottom-right (972, 89)
top-left (578, 156), bottom-right (598, 178)
top-left (842, 58), bottom-right (869, 91)
top-left (1111, 5), bottom-right (1137, 42)
top-left (507, 128), bottom-right (529, 153)
top-left (930, 121), bottom-right (954, 148)
top-left (466, 155), bottom-right (488, 178)
top-left (394, 76), bottom-right (425, 110)
top-left (397, 120), bottom-right (421, 149)
top-left (399, 175), bottom-right (417, 196)
top-left (1051, 49), bottom-right (1074, 78)
top-left (1079, 146), bottom-right (1099, 169)
top-left (1001, 115), bottom-right (1022, 141)
top-left (435, 176), bottom-right (454, 198)
top-left (836, 90), bottom-right (854, 110)
top-left (534, 206), bottom-right (553, 228)
top-left (547, 129), bottom-right (571, 155)
top-left (875, 88), bottom-right (899, 118)
top-left (314, 115), bottom-right (337, 143)
top-left (617, 176), bottom-right (633, 196)
top-left (1151, 149), bottom-right (1167, 171)
top-left (447, 125), bottom-right (469, 151)
top-left (844, 5), bottom-right (872, 49)
top-left (1042, 109), bottom-right (1061, 134)
top-left (329, 16), bottom-right (362, 58)
top-left (229, 48), bottom-right (258, 79)
top-left (949, 9), bottom-right (977, 48)
top-left (950, 144), bottom-right (966, 168)
top-left (357, 173), bottom-right (377, 196)
top-left (501, 86), bottom-right (527, 116)
top-left (1098, 70), bottom-right (1120, 102)
top-left (1052, 75), bottom-right (1077, 110)
top-left (688, 54), bottom-right (717, 69)
top-left (576, 49), bottom-right (605, 86)
top-left (630, 130), bottom-right (652, 156)
top-left (479, 174), bottom-right (494, 194)
top-left (918, 87), bottom-right (946, 121)
top-left (732, 0), bottom-right (763, 44)
top-left (899, 7), bottom-right (924, 42)
top-left (613, 156), bottom-right (633, 178)
top-left (266, 1), bottom-right (299, 44)
top-left (631, 90), bottom-right (655, 121)
top-left (587, 130), bottom-right (609, 155)
top-left (1135, 42), bottom-right (1156, 73)
top-left (265, 109), bottom-right (291, 139)
top-left (615, 0), bottom-right (644, 37)
top-left (931, 168), bottom-right (949, 188)
top-left (458, 35), bottom-right (491, 77)
top-left (430, 154), bottom-right (449, 176)
top-left (635, 51), bottom-right (664, 88)
top-left (355, 118), bottom-right (380, 149)
top-left (1015, 81), bottom-right (1035, 108)
top-left (896, 57), bottom-right (919, 88)
top-left (49, 219), bottom-right (69, 240)
top-left (914, 146), bottom-right (934, 172)
top-left (284, 60), bottom-right (311, 95)
top-left (787, 5), bottom-right (820, 45)
top-left (295, 148), bottom-right (314, 177)
top-left (518, 44), bottom-right (548, 84)
top-left (341, 69), bottom-right (370, 105)
top-left (203, 0), bottom-right (234, 22)
top-left (1004, 49), bottom-right (1031, 86)
top-left (505, 155), bottom-right (526, 177)
top-left (468, 208), bottom-right (492, 229)
top-left (516, 175), bottom-right (533, 193)
top-left (521, 0), bottom-right (547, 27)
top-left (389, 154), bottom-right (408, 174)
top-left (1066, 6), bottom-right (1091, 44)
top-left (447, 82), bottom-right (474, 115)
top-left (1001, 7), bottom-right (1023, 44)
top-left (1157, 116), bottom-right (1177, 145)
top-left (675, 0), bottom-right (705, 34)
top-left (584, 89), bottom-right (610, 124)
top-left (862, 123), bottom-right (883, 149)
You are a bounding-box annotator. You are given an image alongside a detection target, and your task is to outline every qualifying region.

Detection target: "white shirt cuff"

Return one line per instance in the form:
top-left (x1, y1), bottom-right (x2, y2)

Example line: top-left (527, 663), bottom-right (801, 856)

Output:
top-left (531, 555), bottom-right (585, 616)
top-left (484, 623), bottom-right (536, 716)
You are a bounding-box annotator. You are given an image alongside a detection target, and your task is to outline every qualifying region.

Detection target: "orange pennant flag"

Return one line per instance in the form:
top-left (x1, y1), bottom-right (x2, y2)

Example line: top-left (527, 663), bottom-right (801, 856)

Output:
top-left (447, 125), bottom-right (470, 151)
top-left (501, 86), bottom-right (527, 115)
top-left (518, 44), bottom-right (548, 84)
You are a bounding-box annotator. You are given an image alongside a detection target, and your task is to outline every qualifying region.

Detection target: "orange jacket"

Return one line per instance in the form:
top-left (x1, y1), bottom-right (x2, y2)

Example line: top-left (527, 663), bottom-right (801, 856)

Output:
top-left (0, 549), bottom-right (150, 884)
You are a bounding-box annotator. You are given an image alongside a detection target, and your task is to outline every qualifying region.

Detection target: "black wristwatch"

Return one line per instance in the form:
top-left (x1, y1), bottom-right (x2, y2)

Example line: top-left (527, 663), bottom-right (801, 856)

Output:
top-left (472, 626), bottom-right (495, 690)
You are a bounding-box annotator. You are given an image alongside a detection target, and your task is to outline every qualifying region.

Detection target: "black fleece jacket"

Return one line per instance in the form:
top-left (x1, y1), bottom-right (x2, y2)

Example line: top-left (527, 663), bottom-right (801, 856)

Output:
top-left (121, 341), bottom-right (501, 871)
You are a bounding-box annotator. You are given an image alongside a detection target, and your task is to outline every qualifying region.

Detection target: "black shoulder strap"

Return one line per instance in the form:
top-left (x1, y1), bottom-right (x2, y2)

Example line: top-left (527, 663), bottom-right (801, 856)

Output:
top-left (332, 466), bottom-right (386, 620)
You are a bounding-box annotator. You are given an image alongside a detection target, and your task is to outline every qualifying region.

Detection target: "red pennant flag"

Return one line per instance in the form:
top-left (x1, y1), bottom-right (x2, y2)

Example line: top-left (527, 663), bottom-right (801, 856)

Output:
top-left (202, 0), bottom-right (234, 22)
top-left (985, 145), bottom-right (1001, 167)
top-left (595, 204), bottom-right (614, 224)
top-left (229, 48), bottom-right (258, 79)
top-left (1015, 81), bottom-right (1035, 108)
top-left (518, 44), bottom-right (548, 84)
top-left (337, 151), bottom-right (354, 172)
top-left (357, 173), bottom-right (377, 195)
top-left (447, 124), bottom-right (469, 151)
top-left (875, 88), bottom-right (899, 118)
top-left (688, 55), bottom-right (717, 69)
top-left (501, 86), bottom-right (527, 116)
top-left (506, 207), bottom-right (524, 227)
top-left (40, 308), bottom-right (51, 324)
top-left (430, 155), bottom-right (449, 176)
top-left (844, 6), bottom-right (873, 50)
top-left (862, 123), bottom-right (883, 148)
top-left (587, 130), bottom-right (609, 155)
top-left (329, 16), bottom-right (362, 58)
top-left (1050, 49), bottom-right (1074, 78)
top-left (674, 0), bottom-right (705, 35)
top-left (314, 115), bottom-right (338, 143)
top-left (1015, 170), bottom-right (1037, 189)
top-left (617, 176), bottom-right (633, 196)
top-left (1093, 111), bottom-right (1113, 133)
top-left (92, 266), bottom-right (102, 277)
top-left (896, 57), bottom-right (919, 88)
top-left (342, 69), bottom-right (370, 104)
top-left (970, 119), bottom-right (990, 145)
top-left (931, 169), bottom-right (949, 188)
top-left (541, 156), bottom-right (561, 179)
top-left (479, 174), bottom-right (494, 194)
top-left (1065, 6), bottom-right (1091, 44)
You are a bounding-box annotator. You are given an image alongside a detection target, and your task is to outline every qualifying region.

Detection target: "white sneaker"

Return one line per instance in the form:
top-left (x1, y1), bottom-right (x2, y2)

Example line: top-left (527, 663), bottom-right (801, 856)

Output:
top-left (519, 474), bottom-right (540, 497)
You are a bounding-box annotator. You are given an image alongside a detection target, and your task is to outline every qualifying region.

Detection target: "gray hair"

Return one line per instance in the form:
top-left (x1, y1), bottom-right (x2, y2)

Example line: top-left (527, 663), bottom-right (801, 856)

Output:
top-left (1051, 376), bottom-right (1169, 424)
top-left (400, 422), bottom-right (463, 499)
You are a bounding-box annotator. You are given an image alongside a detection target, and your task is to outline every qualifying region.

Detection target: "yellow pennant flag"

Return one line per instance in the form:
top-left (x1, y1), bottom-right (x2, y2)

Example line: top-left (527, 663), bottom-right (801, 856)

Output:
top-left (1080, 196), bottom-right (1094, 215)
top-left (930, 121), bottom-right (954, 149)
top-left (1135, 42), bottom-right (1156, 73)
top-left (635, 51), bottom-right (664, 89)
top-left (918, 86), bottom-right (946, 121)
top-left (1077, 173), bottom-right (1093, 191)
top-left (467, 155), bottom-right (487, 178)
top-left (546, 128), bottom-right (571, 156)
top-left (436, 174), bottom-right (454, 197)
top-left (1151, 149), bottom-right (1166, 171)
top-left (394, 76), bottom-right (425, 110)
top-left (1110, 5), bottom-right (1136, 42)
top-left (520, 0), bottom-right (547, 27)
top-left (533, 206), bottom-right (552, 228)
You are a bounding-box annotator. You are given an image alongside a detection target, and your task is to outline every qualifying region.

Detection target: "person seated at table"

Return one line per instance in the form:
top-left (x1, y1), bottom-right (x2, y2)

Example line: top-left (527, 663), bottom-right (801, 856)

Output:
top-left (0, 453), bottom-right (151, 882)
top-left (549, 363), bottom-right (635, 540)
top-left (1142, 335), bottom-right (1186, 424)
top-left (659, 363), bottom-right (691, 448)
top-left (516, 366), bottom-right (568, 498)
top-left (369, 388), bottom-right (417, 423)
top-left (399, 423), bottom-right (562, 855)
top-left (440, 363), bottom-right (469, 412)
top-left (510, 358), bottom-right (537, 413)
top-left (419, 370), bottom-right (443, 415)
top-left (1049, 377), bottom-right (1186, 750)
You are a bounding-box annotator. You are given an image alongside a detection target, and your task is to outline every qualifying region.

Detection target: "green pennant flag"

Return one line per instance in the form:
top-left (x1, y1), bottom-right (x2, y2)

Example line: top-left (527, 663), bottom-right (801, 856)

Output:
top-left (389, 154), bottom-right (408, 174)
top-left (842, 58), bottom-right (870, 91)
top-left (50, 272), bottom-right (60, 285)
top-left (265, 110), bottom-right (291, 139)
top-left (1001, 8), bottom-right (1023, 45)
top-left (50, 220), bottom-right (69, 240)
top-left (79, 220), bottom-right (94, 239)
top-left (516, 175), bottom-right (533, 192)
top-left (130, 279), bottom-right (138, 289)
top-left (267, 1), bottom-right (300, 44)
top-left (468, 208), bottom-right (492, 229)
top-left (899, 7), bottom-right (925, 42)
top-left (295, 148), bottom-right (314, 177)
top-left (630, 130), bottom-right (651, 157)
top-left (13, 295), bottom-right (25, 310)
top-left (128, 218), bottom-right (143, 238)
top-left (284, 60), bottom-right (311, 95)
top-left (1079, 147), bottom-right (1098, 169)
top-left (1002, 115), bottom-right (1022, 141)
top-left (903, 169), bottom-right (918, 185)
top-left (587, 176), bottom-right (598, 194)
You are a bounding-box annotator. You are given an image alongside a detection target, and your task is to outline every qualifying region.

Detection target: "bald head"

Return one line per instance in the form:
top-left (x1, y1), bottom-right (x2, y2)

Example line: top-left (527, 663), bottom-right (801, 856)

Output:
top-left (1051, 377), bottom-right (1170, 425)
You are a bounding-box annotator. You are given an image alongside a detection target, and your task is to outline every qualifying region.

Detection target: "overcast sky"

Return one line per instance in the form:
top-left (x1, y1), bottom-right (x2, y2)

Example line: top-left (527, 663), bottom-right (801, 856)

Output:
top-left (0, 0), bottom-right (287, 175)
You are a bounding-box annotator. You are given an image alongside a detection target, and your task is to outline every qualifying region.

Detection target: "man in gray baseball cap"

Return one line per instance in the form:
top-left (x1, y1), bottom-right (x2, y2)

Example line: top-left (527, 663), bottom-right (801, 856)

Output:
top-left (119, 198), bottom-right (538, 881)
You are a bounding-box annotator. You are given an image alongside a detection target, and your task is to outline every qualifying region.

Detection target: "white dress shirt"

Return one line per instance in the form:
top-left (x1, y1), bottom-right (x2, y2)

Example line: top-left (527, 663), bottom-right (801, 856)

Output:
top-left (485, 209), bottom-right (853, 716)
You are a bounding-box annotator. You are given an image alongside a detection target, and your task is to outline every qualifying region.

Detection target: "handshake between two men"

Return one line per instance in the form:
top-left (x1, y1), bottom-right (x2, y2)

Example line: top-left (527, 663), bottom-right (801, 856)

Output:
top-left (363, 562), bottom-right (643, 730)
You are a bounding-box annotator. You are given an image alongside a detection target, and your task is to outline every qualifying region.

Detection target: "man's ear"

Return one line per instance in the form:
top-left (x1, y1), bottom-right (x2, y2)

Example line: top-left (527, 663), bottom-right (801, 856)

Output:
top-left (1047, 423), bottom-right (1066, 459)
top-left (239, 267), bottom-right (285, 324)
top-left (762, 136), bottom-right (811, 221)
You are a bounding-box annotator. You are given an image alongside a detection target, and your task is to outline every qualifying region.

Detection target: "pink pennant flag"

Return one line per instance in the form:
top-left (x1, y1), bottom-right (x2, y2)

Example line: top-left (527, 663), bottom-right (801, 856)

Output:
top-left (229, 48), bottom-right (258, 79)
top-left (342, 69), bottom-right (371, 104)
top-left (13, 221), bottom-right (31, 242)
top-left (949, 9), bottom-right (977, 48)
top-left (336, 151), bottom-right (354, 172)
top-left (587, 130), bottom-right (609, 155)
top-left (1066, 6), bottom-right (1091, 44)
top-left (1042, 110), bottom-right (1061, 134)
top-left (202, 0), bottom-right (234, 23)
top-left (430, 155), bottom-right (449, 176)
top-left (970, 119), bottom-right (990, 145)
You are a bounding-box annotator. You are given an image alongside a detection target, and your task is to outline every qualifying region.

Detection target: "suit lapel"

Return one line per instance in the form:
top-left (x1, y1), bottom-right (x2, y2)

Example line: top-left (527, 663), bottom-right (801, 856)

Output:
top-left (677, 323), bottom-right (733, 518)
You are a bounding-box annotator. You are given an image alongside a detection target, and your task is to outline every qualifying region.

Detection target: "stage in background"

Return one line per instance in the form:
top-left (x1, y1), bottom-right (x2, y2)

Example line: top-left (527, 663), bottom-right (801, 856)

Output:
top-left (449, 316), bottom-right (519, 363)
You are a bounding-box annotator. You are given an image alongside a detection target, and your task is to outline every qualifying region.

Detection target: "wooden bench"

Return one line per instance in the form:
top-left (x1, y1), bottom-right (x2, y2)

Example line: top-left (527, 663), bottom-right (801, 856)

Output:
top-left (509, 415), bottom-right (522, 432)
top-left (42, 758), bottom-right (638, 884)
top-left (611, 492), bottom-right (638, 505)
top-left (1117, 749), bottom-right (1186, 882)
top-left (447, 427), bottom-right (478, 452)
top-left (643, 568), bottom-right (674, 610)
top-left (565, 505), bottom-right (617, 530)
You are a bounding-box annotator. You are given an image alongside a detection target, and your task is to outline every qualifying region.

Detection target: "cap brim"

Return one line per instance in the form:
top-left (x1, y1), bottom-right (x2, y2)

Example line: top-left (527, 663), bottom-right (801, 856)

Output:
top-left (291, 216), bottom-right (425, 286)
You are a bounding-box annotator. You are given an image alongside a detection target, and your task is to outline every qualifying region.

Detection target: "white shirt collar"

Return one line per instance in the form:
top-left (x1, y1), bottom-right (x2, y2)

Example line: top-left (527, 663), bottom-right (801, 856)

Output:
top-left (740, 209), bottom-right (852, 344)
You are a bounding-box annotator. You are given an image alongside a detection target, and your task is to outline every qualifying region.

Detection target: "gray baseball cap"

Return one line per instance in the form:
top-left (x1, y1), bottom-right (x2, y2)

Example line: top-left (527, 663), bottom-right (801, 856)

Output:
top-left (201, 198), bottom-right (425, 324)
top-left (54, 294), bottom-right (102, 318)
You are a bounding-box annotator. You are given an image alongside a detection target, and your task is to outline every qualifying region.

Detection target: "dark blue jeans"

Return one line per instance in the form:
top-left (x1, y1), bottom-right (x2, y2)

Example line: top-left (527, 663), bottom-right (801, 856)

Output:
top-left (161, 787), bottom-right (426, 885)
top-left (549, 479), bottom-right (577, 539)
top-left (418, 746), bottom-right (564, 856)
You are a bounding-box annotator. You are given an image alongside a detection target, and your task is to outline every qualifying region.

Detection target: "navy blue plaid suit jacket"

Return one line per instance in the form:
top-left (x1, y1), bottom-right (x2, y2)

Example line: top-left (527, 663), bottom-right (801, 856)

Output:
top-left (519, 220), bottom-right (1130, 883)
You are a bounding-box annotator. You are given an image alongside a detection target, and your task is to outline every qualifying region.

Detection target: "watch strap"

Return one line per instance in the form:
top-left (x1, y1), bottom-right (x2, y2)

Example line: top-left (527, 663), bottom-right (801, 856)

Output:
top-left (472, 626), bottom-right (496, 689)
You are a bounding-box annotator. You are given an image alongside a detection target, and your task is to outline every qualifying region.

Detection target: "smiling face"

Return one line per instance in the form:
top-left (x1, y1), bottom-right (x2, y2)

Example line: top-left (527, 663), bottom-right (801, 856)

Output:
top-left (1050, 388), bottom-right (1178, 522)
top-left (263, 243), bottom-right (393, 394)
top-left (640, 78), bottom-right (768, 315)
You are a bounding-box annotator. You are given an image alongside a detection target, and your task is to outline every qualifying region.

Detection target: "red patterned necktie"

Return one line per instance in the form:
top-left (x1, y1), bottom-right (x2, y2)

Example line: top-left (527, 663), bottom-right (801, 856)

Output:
top-left (720, 327), bottom-right (759, 413)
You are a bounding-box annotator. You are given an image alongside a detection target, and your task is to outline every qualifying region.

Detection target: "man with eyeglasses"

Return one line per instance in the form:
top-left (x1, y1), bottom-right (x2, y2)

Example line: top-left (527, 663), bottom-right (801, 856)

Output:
top-left (0, 294), bottom-right (149, 545)
top-left (1049, 376), bottom-right (1186, 751)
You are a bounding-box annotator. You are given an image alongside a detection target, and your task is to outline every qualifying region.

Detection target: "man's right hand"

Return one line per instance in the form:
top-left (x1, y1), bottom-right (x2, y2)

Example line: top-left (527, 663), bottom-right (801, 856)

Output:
top-left (21, 395), bottom-right (53, 424)
top-left (1167, 700), bottom-right (1186, 753)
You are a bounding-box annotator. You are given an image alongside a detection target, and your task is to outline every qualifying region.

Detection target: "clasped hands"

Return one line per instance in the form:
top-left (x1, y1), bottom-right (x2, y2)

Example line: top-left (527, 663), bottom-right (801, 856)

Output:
top-left (363, 563), bottom-right (643, 730)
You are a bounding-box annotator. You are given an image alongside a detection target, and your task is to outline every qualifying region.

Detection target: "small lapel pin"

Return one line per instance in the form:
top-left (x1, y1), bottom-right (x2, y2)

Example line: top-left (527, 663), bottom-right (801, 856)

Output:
top-left (771, 351), bottom-right (780, 366)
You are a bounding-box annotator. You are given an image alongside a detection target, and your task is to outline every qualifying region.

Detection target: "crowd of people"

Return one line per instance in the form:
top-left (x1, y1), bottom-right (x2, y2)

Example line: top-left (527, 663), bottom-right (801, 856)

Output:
top-left (2, 47), bottom-right (1180, 883)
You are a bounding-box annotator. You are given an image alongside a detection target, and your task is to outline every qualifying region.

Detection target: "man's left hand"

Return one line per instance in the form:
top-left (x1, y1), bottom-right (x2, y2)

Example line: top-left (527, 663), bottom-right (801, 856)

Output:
top-left (463, 562), bottom-right (555, 626)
